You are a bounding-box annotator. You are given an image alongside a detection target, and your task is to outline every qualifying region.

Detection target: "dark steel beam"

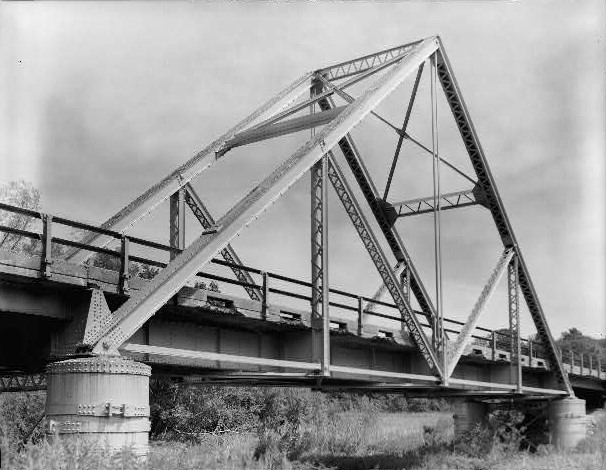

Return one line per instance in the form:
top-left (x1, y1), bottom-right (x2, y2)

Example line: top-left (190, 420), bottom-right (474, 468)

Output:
top-left (383, 62), bottom-right (425, 200)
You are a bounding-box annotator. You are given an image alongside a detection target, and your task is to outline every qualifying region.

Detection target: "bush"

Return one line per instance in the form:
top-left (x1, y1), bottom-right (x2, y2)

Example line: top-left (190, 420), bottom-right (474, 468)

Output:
top-left (455, 409), bottom-right (526, 460)
top-left (0, 391), bottom-right (46, 463)
top-left (150, 382), bottom-right (265, 440)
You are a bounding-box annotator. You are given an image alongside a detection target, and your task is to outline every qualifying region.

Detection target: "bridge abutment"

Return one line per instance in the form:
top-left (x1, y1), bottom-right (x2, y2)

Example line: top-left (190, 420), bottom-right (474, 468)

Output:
top-left (45, 356), bottom-right (151, 456)
top-left (548, 397), bottom-right (587, 450)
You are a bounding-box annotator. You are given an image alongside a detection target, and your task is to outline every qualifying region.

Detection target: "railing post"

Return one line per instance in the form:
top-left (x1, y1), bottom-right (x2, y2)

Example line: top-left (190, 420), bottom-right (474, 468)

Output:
top-left (580, 353), bottom-right (584, 376)
top-left (598, 356), bottom-right (602, 378)
top-left (570, 349), bottom-right (574, 374)
top-left (528, 339), bottom-right (533, 365)
top-left (41, 214), bottom-right (53, 278)
top-left (491, 330), bottom-right (496, 361)
top-left (357, 296), bottom-right (363, 336)
top-left (261, 271), bottom-right (268, 321)
top-left (120, 236), bottom-right (130, 294)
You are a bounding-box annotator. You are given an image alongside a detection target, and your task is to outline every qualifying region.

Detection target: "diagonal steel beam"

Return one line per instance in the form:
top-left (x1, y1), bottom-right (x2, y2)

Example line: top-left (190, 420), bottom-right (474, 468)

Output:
top-left (316, 98), bottom-right (438, 333)
top-left (319, 39), bottom-right (424, 81)
top-left (315, 74), bottom-right (402, 133)
top-left (223, 106), bottom-right (346, 152)
top-left (183, 183), bottom-right (262, 301)
top-left (65, 71), bottom-right (315, 264)
top-left (446, 248), bottom-right (514, 378)
top-left (326, 153), bottom-right (442, 376)
top-left (384, 62), bottom-right (425, 200)
top-left (90, 37), bottom-right (440, 354)
top-left (435, 40), bottom-right (573, 394)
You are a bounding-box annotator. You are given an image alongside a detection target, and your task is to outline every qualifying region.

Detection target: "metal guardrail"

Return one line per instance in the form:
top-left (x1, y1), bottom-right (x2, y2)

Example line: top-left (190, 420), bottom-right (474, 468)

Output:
top-left (0, 202), bottom-right (604, 375)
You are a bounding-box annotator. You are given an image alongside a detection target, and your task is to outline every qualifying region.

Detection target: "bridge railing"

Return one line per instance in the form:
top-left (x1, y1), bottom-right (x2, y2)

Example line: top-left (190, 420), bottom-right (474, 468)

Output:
top-left (1, 202), bottom-right (604, 377)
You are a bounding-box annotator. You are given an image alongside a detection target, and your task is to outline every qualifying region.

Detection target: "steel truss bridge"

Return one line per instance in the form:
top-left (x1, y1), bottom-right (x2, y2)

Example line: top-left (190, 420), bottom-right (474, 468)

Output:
top-left (1, 36), bottom-right (604, 407)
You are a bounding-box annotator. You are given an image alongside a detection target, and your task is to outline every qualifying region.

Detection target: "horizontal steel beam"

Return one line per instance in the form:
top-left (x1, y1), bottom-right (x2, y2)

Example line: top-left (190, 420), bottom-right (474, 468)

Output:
top-left (389, 187), bottom-right (485, 218)
top-left (0, 373), bottom-right (47, 392)
top-left (330, 365), bottom-right (440, 383)
top-left (121, 344), bottom-right (321, 370)
top-left (223, 107), bottom-right (345, 152)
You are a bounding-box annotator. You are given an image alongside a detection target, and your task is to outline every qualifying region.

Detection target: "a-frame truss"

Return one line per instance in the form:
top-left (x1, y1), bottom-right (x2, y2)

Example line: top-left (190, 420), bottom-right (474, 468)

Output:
top-left (71, 36), bottom-right (571, 395)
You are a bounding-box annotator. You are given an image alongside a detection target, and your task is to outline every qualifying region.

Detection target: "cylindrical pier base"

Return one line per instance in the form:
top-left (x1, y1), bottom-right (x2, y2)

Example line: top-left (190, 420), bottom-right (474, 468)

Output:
top-left (548, 397), bottom-right (586, 450)
top-left (453, 399), bottom-right (487, 438)
top-left (46, 356), bottom-right (151, 456)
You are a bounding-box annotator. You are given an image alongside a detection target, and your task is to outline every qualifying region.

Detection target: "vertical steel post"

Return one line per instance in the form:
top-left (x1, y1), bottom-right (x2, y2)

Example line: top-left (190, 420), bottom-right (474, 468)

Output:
top-left (430, 53), bottom-right (446, 382)
top-left (310, 78), bottom-right (330, 376)
top-left (570, 349), bottom-right (575, 374)
top-left (41, 214), bottom-right (53, 278)
top-left (528, 338), bottom-right (533, 365)
top-left (169, 189), bottom-right (186, 260)
top-left (589, 355), bottom-right (593, 374)
top-left (580, 354), bottom-right (584, 376)
top-left (261, 271), bottom-right (269, 321)
top-left (491, 330), bottom-right (497, 361)
top-left (508, 255), bottom-right (522, 392)
top-left (120, 236), bottom-right (130, 294)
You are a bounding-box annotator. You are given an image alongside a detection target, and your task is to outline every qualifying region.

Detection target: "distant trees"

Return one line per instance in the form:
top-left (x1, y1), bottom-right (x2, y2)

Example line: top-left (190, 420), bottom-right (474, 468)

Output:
top-left (0, 180), bottom-right (41, 252)
top-left (556, 327), bottom-right (605, 364)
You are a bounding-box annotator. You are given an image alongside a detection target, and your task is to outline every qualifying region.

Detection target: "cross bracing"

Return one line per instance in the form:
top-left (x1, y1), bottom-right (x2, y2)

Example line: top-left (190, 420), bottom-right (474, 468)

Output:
top-left (61, 36), bottom-right (572, 395)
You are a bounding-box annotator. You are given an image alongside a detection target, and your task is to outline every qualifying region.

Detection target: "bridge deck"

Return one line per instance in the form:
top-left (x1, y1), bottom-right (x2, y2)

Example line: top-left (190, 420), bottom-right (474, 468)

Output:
top-left (1, 248), bottom-right (604, 398)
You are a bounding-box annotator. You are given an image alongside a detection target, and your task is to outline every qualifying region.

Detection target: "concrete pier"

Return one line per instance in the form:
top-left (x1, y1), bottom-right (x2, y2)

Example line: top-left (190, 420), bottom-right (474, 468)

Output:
top-left (46, 356), bottom-right (151, 456)
top-left (548, 397), bottom-right (587, 450)
top-left (453, 399), bottom-right (487, 437)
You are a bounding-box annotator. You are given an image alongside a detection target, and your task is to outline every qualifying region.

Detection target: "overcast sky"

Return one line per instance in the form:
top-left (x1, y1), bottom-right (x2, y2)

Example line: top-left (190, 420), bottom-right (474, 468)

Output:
top-left (1, 1), bottom-right (604, 340)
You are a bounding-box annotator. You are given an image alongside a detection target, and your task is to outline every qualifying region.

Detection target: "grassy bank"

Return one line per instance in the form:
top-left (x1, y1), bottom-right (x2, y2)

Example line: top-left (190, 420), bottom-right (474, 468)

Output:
top-left (4, 410), bottom-right (605, 470)
top-left (2, 388), bottom-right (604, 470)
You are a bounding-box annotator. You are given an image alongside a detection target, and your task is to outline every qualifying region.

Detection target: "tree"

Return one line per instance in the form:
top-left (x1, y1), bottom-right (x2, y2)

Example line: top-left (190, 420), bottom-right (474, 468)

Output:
top-left (557, 327), bottom-right (605, 364)
top-left (0, 180), bottom-right (41, 252)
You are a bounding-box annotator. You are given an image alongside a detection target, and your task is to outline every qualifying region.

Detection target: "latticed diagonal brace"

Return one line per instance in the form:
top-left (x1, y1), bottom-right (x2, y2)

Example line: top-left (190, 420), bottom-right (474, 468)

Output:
top-left (319, 39), bottom-right (423, 81)
top-left (183, 183), bottom-right (262, 301)
top-left (326, 153), bottom-right (442, 377)
top-left (446, 248), bottom-right (515, 378)
top-left (435, 41), bottom-right (573, 395)
top-left (363, 262), bottom-right (405, 314)
top-left (90, 37), bottom-right (440, 355)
